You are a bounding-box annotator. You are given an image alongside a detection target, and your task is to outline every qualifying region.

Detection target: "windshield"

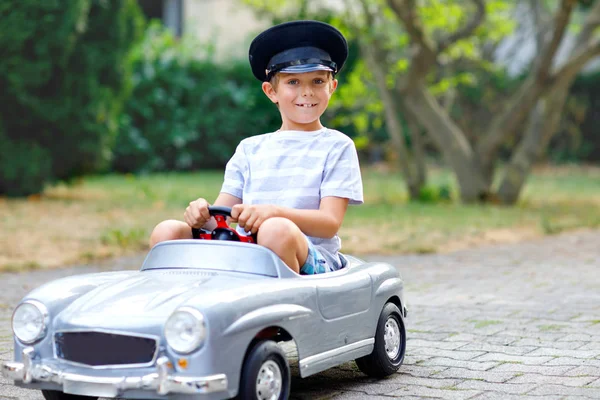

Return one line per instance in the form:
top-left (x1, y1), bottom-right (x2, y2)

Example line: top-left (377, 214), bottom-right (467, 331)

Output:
top-left (141, 241), bottom-right (280, 277)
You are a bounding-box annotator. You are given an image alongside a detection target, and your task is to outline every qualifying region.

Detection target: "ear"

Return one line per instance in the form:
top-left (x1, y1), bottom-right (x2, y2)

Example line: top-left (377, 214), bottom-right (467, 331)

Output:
top-left (330, 78), bottom-right (338, 94)
top-left (262, 82), bottom-right (279, 104)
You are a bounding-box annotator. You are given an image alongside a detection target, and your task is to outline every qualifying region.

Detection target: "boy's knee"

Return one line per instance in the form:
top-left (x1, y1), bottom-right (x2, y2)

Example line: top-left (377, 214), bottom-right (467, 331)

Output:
top-left (149, 220), bottom-right (190, 248)
top-left (257, 218), bottom-right (299, 248)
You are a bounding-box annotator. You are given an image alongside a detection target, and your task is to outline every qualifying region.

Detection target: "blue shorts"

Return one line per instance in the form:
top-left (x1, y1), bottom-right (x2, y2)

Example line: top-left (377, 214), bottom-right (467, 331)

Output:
top-left (300, 239), bottom-right (332, 275)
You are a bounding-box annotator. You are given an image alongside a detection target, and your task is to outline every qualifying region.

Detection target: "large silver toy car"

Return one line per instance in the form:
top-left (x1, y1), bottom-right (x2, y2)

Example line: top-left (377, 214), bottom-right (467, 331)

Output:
top-left (1, 207), bottom-right (407, 400)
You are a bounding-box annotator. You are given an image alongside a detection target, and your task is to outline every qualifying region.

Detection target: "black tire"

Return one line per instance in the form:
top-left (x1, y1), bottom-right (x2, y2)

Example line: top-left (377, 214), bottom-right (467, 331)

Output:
top-left (355, 302), bottom-right (406, 378)
top-left (236, 340), bottom-right (290, 400)
top-left (42, 390), bottom-right (98, 400)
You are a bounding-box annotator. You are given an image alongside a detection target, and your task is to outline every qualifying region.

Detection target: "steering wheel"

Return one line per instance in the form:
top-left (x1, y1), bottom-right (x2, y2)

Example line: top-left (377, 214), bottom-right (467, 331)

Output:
top-left (192, 206), bottom-right (256, 243)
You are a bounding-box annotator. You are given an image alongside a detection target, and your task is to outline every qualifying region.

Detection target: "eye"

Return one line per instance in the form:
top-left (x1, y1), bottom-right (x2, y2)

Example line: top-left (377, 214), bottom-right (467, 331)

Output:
top-left (287, 79), bottom-right (299, 85)
top-left (314, 79), bottom-right (325, 84)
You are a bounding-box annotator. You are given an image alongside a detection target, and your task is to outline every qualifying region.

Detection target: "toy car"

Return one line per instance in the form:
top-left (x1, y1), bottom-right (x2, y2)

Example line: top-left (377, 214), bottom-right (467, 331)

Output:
top-left (1, 207), bottom-right (407, 400)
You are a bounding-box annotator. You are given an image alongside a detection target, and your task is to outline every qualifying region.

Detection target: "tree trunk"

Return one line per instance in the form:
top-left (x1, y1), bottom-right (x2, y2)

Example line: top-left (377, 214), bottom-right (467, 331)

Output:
top-left (402, 84), bottom-right (490, 202)
top-left (361, 42), bottom-right (424, 200)
top-left (496, 1), bottom-right (600, 204)
top-left (475, 0), bottom-right (578, 183)
top-left (496, 82), bottom-right (570, 204)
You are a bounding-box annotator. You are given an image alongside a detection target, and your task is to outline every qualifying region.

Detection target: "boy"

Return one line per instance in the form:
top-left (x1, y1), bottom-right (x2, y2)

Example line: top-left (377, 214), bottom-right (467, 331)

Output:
top-left (149, 20), bottom-right (363, 274)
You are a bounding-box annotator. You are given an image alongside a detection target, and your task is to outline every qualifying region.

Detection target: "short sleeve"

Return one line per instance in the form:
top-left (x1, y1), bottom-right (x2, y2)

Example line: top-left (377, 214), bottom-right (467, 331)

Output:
top-left (221, 143), bottom-right (247, 199)
top-left (321, 139), bottom-right (364, 205)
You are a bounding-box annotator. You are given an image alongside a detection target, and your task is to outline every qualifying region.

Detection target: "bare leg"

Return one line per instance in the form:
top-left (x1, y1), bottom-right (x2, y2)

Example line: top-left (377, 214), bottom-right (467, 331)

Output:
top-left (149, 220), bottom-right (192, 248)
top-left (257, 217), bottom-right (309, 274)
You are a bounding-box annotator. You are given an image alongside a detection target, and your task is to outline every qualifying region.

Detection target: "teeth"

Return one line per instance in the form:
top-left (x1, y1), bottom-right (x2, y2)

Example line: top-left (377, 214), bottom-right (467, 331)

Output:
top-left (297, 104), bottom-right (316, 108)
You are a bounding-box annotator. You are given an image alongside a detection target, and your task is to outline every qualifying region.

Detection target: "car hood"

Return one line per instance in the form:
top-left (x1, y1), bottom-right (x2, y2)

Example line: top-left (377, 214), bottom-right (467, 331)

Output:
top-left (54, 269), bottom-right (271, 329)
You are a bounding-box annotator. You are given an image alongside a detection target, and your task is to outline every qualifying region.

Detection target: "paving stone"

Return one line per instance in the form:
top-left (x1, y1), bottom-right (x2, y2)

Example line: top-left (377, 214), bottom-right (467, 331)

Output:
top-left (469, 393), bottom-right (564, 400)
top-left (563, 365), bottom-right (600, 377)
top-left (387, 385), bottom-right (482, 399)
top-left (586, 378), bottom-right (600, 388)
top-left (527, 348), bottom-right (600, 358)
top-left (578, 342), bottom-right (600, 351)
top-left (419, 357), bottom-right (500, 371)
top-left (434, 367), bottom-right (517, 383)
top-left (387, 375), bottom-right (464, 389)
top-left (458, 342), bottom-right (538, 356)
top-left (409, 347), bottom-right (486, 361)
top-left (328, 393), bottom-right (399, 400)
top-left (500, 330), bottom-right (566, 341)
top-left (472, 353), bottom-right (555, 365)
top-left (544, 357), bottom-right (600, 367)
top-left (445, 333), bottom-right (517, 346)
top-left (454, 380), bottom-right (537, 394)
top-left (559, 334), bottom-right (600, 342)
top-left (407, 339), bottom-right (470, 350)
top-left (489, 363), bottom-right (576, 376)
top-left (511, 338), bottom-right (587, 350)
top-left (506, 373), bottom-right (596, 386)
top-left (526, 384), bottom-right (600, 398)
top-left (406, 331), bottom-right (457, 341)
top-left (400, 364), bottom-right (450, 378)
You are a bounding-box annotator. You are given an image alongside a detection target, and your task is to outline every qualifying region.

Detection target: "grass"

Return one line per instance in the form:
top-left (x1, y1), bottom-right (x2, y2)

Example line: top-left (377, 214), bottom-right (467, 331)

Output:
top-left (1, 165), bottom-right (599, 271)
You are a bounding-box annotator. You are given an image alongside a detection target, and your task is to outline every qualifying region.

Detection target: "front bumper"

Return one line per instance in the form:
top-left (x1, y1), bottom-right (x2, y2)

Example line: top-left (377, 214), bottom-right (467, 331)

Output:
top-left (1, 347), bottom-right (227, 397)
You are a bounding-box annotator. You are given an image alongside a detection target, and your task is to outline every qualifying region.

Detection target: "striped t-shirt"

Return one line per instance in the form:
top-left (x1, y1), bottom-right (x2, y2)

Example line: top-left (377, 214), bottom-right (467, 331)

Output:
top-left (221, 127), bottom-right (364, 270)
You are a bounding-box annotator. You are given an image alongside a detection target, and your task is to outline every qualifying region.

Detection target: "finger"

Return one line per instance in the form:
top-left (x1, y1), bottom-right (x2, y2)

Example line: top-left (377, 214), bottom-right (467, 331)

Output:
top-left (184, 210), bottom-right (193, 227)
top-left (237, 208), bottom-right (252, 229)
top-left (250, 218), bottom-right (262, 235)
top-left (189, 202), bottom-right (202, 225)
top-left (231, 204), bottom-right (244, 222)
top-left (245, 214), bottom-right (259, 233)
top-left (199, 202), bottom-right (211, 223)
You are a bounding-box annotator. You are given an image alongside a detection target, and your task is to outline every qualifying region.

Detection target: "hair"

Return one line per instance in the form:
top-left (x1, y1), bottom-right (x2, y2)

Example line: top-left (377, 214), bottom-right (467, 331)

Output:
top-left (269, 71), bottom-right (335, 92)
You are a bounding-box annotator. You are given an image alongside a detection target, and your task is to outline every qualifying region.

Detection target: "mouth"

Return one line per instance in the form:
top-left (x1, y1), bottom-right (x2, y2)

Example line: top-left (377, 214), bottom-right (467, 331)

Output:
top-left (296, 103), bottom-right (317, 108)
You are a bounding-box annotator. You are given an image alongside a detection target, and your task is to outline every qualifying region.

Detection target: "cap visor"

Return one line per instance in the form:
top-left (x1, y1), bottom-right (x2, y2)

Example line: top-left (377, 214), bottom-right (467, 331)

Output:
top-left (279, 64), bottom-right (334, 74)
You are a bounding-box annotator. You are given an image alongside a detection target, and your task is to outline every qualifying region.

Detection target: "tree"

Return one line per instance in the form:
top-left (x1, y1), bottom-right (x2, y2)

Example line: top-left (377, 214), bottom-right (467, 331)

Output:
top-left (0, 0), bottom-right (144, 196)
top-left (354, 0), bottom-right (600, 203)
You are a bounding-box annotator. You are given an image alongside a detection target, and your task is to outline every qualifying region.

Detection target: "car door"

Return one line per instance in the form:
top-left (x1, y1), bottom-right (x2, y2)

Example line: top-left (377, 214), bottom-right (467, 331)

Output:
top-left (314, 269), bottom-right (373, 345)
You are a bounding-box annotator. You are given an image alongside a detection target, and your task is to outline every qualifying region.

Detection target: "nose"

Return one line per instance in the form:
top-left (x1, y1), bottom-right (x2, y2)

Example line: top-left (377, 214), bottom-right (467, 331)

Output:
top-left (301, 83), bottom-right (313, 97)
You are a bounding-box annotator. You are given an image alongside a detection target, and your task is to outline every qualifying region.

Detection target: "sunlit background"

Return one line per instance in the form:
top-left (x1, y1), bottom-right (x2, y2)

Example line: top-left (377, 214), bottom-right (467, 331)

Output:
top-left (0, 0), bottom-right (598, 270)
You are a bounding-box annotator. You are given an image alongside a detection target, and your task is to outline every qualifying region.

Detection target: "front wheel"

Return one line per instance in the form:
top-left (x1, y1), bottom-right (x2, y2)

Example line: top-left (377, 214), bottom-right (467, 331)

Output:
top-left (355, 302), bottom-right (406, 378)
top-left (42, 390), bottom-right (98, 400)
top-left (237, 340), bottom-right (291, 400)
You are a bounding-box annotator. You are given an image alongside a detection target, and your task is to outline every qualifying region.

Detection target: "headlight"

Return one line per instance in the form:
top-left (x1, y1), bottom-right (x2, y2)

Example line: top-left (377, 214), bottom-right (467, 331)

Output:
top-left (12, 300), bottom-right (49, 344)
top-left (164, 307), bottom-right (206, 354)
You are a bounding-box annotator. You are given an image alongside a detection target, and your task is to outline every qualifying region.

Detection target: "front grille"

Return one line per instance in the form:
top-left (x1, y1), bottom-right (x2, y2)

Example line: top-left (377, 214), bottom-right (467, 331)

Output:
top-left (55, 331), bottom-right (157, 366)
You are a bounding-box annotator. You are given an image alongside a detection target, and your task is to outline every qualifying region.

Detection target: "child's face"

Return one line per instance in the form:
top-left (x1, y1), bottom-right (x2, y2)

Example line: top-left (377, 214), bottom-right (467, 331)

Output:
top-left (262, 70), bottom-right (338, 131)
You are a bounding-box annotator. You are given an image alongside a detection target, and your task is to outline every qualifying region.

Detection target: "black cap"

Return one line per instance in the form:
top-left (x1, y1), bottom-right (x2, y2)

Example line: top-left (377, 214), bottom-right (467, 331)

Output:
top-left (249, 20), bottom-right (348, 82)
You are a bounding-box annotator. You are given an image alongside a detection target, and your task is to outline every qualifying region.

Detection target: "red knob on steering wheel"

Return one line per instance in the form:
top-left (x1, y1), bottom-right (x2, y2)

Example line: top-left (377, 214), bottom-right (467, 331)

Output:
top-left (192, 206), bottom-right (256, 243)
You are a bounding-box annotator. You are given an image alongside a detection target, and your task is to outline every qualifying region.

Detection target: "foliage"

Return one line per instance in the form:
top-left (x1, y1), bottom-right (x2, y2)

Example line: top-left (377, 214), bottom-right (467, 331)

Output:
top-left (0, 0), bottom-right (144, 196)
top-left (113, 23), bottom-right (283, 173)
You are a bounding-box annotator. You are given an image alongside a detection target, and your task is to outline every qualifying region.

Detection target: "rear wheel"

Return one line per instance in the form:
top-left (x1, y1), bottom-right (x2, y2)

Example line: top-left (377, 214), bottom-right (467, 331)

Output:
top-left (237, 340), bottom-right (290, 400)
top-left (42, 391), bottom-right (98, 400)
top-left (355, 302), bottom-right (406, 378)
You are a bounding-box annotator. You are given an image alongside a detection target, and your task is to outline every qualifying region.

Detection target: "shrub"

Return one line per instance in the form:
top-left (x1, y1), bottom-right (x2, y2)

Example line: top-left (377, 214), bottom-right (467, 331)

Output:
top-left (0, 0), bottom-right (144, 196)
top-left (113, 24), bottom-right (282, 173)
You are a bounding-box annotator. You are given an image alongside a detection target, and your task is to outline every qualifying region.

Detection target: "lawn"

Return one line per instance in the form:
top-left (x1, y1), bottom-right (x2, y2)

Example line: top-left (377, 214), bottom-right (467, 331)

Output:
top-left (1, 165), bottom-right (599, 271)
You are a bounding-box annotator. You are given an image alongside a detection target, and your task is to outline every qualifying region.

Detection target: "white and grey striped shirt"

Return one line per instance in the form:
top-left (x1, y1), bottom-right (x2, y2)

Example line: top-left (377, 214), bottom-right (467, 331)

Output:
top-left (221, 127), bottom-right (363, 270)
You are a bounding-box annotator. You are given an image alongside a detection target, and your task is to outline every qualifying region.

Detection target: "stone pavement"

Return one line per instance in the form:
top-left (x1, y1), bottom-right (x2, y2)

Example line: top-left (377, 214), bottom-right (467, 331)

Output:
top-left (0, 230), bottom-right (599, 399)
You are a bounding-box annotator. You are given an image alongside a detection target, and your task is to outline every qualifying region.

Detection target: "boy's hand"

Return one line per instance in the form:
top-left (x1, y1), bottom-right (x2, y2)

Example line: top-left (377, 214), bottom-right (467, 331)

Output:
top-left (184, 198), bottom-right (211, 228)
top-left (231, 204), bottom-right (280, 234)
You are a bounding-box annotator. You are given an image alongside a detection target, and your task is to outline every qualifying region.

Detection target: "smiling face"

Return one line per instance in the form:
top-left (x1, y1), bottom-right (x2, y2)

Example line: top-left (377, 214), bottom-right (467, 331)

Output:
top-left (262, 70), bottom-right (338, 131)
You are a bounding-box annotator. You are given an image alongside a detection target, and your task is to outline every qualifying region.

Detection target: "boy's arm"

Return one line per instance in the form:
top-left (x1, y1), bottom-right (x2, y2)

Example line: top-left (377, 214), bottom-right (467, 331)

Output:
top-left (232, 197), bottom-right (349, 239)
top-left (278, 196), bottom-right (349, 238)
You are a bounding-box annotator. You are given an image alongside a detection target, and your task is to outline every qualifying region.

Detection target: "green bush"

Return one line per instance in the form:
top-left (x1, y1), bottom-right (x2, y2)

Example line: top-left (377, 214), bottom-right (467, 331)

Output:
top-left (113, 24), bottom-right (282, 173)
top-left (0, 0), bottom-right (144, 196)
